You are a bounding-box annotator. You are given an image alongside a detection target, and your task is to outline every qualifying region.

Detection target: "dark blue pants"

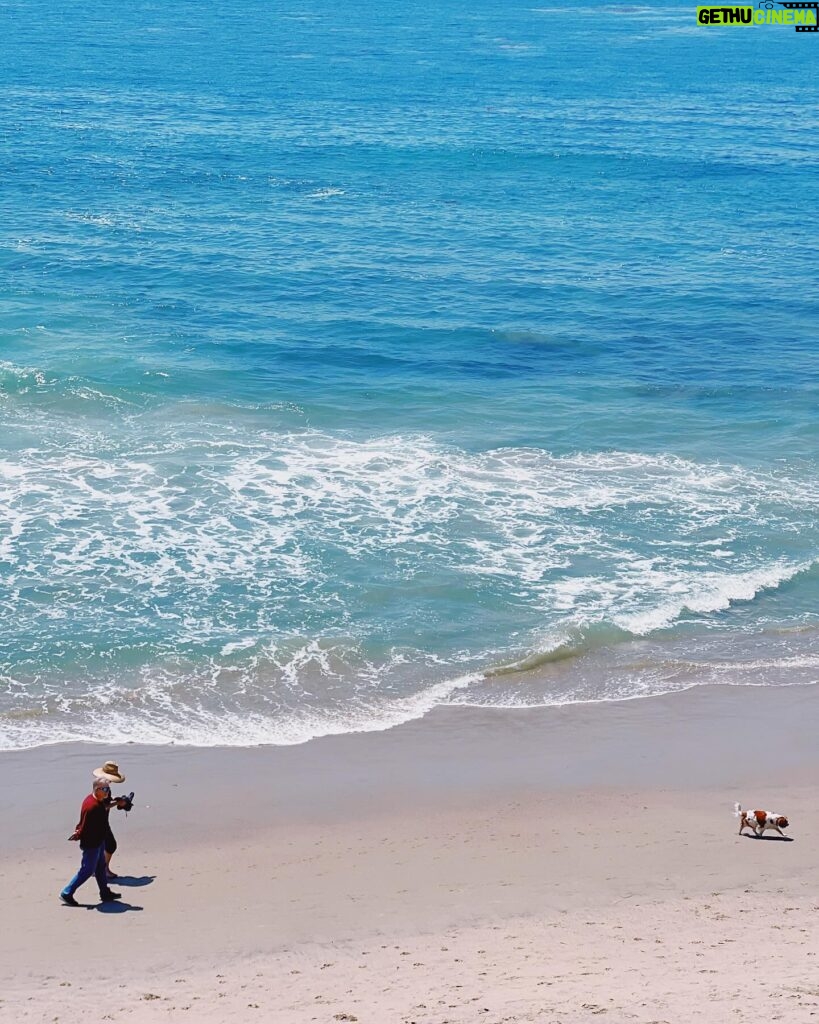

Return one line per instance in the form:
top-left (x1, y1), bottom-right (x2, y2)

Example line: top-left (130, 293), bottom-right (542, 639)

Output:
top-left (62, 843), bottom-right (108, 899)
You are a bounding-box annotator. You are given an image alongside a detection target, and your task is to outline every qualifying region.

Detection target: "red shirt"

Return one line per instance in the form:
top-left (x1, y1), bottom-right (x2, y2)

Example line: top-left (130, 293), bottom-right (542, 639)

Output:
top-left (74, 794), bottom-right (109, 850)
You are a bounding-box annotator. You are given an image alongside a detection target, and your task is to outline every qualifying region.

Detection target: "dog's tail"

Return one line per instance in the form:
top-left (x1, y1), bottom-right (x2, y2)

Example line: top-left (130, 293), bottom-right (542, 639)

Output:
top-left (733, 802), bottom-right (743, 818)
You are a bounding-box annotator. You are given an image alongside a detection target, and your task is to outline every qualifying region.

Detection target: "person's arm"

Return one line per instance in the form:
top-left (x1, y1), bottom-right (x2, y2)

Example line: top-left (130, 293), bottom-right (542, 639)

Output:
top-left (68, 800), bottom-right (90, 841)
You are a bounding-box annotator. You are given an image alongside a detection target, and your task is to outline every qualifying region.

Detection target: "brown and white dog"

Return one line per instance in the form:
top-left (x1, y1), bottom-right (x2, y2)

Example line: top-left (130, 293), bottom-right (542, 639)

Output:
top-left (734, 802), bottom-right (789, 837)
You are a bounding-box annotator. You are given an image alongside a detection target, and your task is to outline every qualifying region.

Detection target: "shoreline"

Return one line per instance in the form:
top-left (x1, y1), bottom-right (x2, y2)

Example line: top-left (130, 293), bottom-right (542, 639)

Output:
top-left (6, 618), bottom-right (819, 755)
top-left (2, 678), bottom-right (817, 798)
top-left (2, 682), bottom-right (817, 1022)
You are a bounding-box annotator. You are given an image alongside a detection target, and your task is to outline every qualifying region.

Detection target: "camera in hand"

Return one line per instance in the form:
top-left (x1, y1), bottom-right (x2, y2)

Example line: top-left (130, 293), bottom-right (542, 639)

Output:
top-left (112, 791), bottom-right (135, 812)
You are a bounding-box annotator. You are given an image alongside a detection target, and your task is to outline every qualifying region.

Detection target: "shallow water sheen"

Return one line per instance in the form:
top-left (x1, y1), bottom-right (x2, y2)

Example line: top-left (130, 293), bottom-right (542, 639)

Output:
top-left (1, 1), bottom-right (818, 747)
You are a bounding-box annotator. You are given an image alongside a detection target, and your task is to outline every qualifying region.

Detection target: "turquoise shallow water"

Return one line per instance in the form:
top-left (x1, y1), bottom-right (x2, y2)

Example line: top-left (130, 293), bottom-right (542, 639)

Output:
top-left (1, 1), bottom-right (818, 747)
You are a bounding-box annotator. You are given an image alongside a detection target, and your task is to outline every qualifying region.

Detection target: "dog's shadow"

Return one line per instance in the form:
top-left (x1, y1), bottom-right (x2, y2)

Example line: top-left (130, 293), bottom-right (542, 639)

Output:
top-left (741, 833), bottom-right (794, 842)
top-left (110, 875), bottom-right (156, 887)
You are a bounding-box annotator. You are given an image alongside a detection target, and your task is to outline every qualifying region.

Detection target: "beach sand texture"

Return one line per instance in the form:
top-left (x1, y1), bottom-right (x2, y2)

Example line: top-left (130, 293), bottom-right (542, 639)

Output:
top-left (1, 684), bottom-right (817, 1023)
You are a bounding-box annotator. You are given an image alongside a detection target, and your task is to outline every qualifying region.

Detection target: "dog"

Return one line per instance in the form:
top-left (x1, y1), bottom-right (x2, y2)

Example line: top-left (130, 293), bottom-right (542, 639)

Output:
top-left (734, 802), bottom-right (789, 837)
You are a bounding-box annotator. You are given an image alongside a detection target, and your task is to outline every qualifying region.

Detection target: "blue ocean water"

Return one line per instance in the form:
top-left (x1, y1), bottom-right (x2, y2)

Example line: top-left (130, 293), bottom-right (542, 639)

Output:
top-left (1, 1), bottom-right (818, 748)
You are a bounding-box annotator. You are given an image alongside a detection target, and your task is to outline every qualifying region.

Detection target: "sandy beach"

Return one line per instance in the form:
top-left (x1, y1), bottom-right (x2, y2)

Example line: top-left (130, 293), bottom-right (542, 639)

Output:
top-left (1, 682), bottom-right (817, 1024)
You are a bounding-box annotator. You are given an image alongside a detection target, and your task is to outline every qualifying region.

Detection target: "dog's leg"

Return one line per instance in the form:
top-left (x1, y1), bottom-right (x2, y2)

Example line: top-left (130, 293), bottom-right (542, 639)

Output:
top-left (773, 826), bottom-right (785, 837)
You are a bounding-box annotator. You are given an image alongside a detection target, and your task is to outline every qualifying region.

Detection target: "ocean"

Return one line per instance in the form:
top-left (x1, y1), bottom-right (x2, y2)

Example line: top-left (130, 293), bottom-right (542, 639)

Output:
top-left (1, 0), bottom-right (818, 748)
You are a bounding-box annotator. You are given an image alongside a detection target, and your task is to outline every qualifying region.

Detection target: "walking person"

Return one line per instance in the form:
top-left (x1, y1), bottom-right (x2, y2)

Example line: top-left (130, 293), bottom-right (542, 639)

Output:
top-left (93, 760), bottom-right (127, 880)
top-left (60, 777), bottom-right (122, 906)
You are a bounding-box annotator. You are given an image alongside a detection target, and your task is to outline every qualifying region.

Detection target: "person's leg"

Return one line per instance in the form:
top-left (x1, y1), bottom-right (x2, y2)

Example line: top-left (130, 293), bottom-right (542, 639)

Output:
top-left (61, 845), bottom-right (101, 898)
top-left (94, 844), bottom-right (112, 897)
top-left (104, 827), bottom-right (117, 878)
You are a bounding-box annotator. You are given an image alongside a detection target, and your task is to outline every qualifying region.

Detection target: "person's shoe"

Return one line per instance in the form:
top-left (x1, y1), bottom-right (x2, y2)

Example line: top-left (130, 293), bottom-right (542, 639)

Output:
top-left (60, 892), bottom-right (79, 907)
top-left (106, 871), bottom-right (119, 880)
top-left (99, 891), bottom-right (121, 902)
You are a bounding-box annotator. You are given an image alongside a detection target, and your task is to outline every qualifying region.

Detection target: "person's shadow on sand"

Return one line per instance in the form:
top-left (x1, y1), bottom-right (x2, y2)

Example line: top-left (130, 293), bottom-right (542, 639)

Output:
top-left (95, 900), bottom-right (143, 913)
top-left (60, 900), bottom-right (144, 912)
top-left (741, 833), bottom-right (794, 841)
top-left (111, 875), bottom-right (156, 887)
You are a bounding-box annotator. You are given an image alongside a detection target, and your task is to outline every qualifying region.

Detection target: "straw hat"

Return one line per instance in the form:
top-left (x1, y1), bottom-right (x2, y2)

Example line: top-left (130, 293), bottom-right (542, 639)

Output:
top-left (93, 760), bottom-right (126, 784)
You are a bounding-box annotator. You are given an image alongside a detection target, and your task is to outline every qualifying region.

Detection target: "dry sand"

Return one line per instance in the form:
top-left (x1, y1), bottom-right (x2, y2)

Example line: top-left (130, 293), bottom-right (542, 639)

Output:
top-left (0, 683), bottom-right (817, 1023)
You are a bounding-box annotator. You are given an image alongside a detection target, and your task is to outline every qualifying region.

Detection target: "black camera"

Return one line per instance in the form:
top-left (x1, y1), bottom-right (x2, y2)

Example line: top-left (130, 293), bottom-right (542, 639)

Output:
top-left (112, 791), bottom-right (135, 812)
